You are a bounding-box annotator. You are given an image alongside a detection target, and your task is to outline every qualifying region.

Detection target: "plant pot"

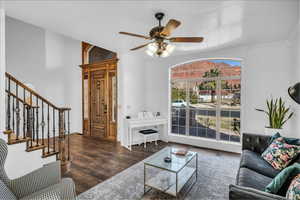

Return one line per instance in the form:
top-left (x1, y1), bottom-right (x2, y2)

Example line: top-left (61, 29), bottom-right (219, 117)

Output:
top-left (264, 127), bottom-right (282, 136)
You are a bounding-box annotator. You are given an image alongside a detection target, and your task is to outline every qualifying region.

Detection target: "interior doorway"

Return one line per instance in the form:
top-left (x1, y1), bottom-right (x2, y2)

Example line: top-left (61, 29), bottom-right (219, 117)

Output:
top-left (80, 42), bottom-right (118, 140)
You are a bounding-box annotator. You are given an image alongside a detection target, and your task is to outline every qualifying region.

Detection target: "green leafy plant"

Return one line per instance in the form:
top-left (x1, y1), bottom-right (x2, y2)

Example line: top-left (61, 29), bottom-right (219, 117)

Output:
top-left (256, 97), bottom-right (294, 129)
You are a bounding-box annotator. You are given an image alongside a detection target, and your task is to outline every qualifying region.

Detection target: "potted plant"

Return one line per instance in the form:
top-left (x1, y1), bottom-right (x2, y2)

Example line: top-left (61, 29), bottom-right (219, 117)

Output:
top-left (256, 97), bottom-right (294, 135)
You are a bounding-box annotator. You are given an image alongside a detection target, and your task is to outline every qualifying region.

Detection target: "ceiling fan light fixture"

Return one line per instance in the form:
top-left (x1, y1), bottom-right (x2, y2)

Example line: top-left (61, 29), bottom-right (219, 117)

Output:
top-left (166, 43), bottom-right (175, 54)
top-left (120, 13), bottom-right (204, 58)
top-left (147, 43), bottom-right (158, 53)
top-left (146, 49), bottom-right (155, 57)
top-left (160, 50), bottom-right (170, 58)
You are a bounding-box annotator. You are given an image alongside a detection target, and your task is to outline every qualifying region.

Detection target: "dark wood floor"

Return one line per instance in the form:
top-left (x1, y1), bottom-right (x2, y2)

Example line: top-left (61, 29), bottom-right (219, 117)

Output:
top-left (62, 134), bottom-right (239, 195)
top-left (62, 134), bottom-right (169, 194)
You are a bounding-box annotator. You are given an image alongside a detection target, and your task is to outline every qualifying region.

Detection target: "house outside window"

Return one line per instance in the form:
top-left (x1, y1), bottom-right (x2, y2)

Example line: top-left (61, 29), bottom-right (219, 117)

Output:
top-left (170, 59), bottom-right (241, 143)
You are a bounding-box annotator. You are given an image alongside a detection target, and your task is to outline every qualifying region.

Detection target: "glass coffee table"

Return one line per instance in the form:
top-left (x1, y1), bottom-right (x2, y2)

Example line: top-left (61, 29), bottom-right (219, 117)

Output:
top-left (144, 147), bottom-right (198, 199)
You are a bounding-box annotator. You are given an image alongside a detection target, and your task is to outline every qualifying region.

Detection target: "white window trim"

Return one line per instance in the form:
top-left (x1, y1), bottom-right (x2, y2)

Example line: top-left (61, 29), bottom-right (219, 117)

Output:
top-left (169, 59), bottom-right (242, 144)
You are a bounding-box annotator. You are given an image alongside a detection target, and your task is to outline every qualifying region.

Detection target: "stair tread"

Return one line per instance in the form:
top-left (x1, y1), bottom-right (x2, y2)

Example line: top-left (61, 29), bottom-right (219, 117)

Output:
top-left (42, 150), bottom-right (59, 158)
top-left (7, 133), bottom-right (31, 145)
top-left (26, 142), bottom-right (46, 152)
top-left (3, 130), bottom-right (13, 135)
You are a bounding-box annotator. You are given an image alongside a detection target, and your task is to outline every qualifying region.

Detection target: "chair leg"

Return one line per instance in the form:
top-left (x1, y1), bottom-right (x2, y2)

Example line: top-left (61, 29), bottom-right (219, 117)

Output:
top-left (155, 134), bottom-right (158, 146)
top-left (144, 136), bottom-right (146, 148)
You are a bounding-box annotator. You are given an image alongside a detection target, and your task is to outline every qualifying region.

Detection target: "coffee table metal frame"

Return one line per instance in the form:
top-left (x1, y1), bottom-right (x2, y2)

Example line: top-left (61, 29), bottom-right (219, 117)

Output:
top-left (143, 148), bottom-right (198, 199)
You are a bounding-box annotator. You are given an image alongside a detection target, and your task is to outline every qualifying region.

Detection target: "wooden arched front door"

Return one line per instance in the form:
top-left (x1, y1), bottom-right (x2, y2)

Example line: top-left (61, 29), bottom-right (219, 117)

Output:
top-left (80, 42), bottom-right (117, 140)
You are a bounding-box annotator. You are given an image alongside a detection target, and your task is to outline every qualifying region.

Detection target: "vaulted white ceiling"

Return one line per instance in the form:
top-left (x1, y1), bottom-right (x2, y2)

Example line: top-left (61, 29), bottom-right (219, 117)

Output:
top-left (3, 0), bottom-right (299, 55)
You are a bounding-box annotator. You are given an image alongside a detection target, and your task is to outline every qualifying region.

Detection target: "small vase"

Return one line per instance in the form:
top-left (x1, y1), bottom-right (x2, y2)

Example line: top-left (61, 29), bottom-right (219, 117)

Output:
top-left (264, 127), bottom-right (282, 136)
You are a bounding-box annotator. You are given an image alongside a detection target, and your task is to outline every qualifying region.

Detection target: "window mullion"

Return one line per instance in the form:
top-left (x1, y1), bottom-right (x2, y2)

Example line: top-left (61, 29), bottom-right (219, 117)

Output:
top-left (216, 77), bottom-right (221, 140)
top-left (186, 80), bottom-right (190, 136)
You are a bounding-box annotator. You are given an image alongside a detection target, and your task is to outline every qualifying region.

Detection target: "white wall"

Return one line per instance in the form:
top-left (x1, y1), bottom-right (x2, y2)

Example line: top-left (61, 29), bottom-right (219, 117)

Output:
top-left (4, 17), bottom-right (81, 178)
top-left (0, 8), bottom-right (6, 134)
top-left (6, 17), bottom-right (82, 133)
top-left (5, 143), bottom-right (55, 179)
top-left (116, 2), bottom-right (300, 152)
top-left (142, 39), bottom-right (297, 153)
top-left (117, 52), bottom-right (146, 144)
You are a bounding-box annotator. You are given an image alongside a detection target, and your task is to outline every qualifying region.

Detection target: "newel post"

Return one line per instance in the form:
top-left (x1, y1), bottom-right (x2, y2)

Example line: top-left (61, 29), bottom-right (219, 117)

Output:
top-left (58, 108), bottom-right (71, 173)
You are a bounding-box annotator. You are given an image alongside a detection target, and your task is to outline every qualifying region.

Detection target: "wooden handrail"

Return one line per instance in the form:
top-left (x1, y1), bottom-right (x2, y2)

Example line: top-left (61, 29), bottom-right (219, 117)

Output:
top-left (5, 72), bottom-right (71, 111)
top-left (5, 72), bottom-right (72, 170)
top-left (5, 90), bottom-right (38, 108)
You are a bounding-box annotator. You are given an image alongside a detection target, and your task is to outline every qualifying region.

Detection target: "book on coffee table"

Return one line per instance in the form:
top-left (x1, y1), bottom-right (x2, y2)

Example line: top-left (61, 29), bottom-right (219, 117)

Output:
top-left (172, 149), bottom-right (188, 156)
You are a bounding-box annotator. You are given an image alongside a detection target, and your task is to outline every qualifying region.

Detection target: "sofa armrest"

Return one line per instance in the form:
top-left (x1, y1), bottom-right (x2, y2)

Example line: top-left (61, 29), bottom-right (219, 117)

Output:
top-left (0, 179), bottom-right (17, 200)
top-left (229, 184), bottom-right (287, 200)
top-left (242, 133), bottom-right (270, 154)
top-left (21, 178), bottom-right (76, 200)
top-left (9, 161), bottom-right (61, 198)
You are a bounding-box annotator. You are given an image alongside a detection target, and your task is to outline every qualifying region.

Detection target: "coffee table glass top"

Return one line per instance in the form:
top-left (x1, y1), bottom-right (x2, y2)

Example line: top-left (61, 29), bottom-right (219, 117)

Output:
top-left (144, 147), bottom-right (197, 173)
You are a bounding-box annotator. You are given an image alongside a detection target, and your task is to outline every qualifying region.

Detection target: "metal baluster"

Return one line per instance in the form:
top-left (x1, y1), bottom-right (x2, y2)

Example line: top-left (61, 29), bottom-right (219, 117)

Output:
top-left (68, 110), bottom-right (70, 161)
top-left (26, 105), bottom-right (30, 150)
top-left (32, 107), bottom-right (35, 146)
top-left (41, 101), bottom-right (45, 146)
top-left (30, 93), bottom-right (33, 147)
top-left (7, 77), bottom-right (11, 131)
top-left (12, 97), bottom-right (15, 132)
top-left (23, 88), bottom-right (26, 139)
top-left (64, 111), bottom-right (66, 138)
top-left (53, 108), bottom-right (55, 152)
top-left (47, 104), bottom-right (50, 153)
top-left (36, 97), bottom-right (39, 146)
top-left (16, 84), bottom-right (20, 140)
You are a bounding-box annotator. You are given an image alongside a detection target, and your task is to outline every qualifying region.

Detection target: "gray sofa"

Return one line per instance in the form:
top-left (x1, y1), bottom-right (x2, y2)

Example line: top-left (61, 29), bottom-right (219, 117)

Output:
top-left (229, 133), bottom-right (300, 200)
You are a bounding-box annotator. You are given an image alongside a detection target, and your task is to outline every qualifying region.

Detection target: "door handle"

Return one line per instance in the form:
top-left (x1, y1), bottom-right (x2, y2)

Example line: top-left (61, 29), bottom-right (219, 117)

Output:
top-left (104, 104), bottom-right (107, 114)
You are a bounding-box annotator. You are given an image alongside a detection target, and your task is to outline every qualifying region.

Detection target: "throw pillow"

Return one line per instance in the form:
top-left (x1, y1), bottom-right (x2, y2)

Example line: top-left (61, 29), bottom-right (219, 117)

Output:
top-left (286, 174), bottom-right (300, 200)
top-left (262, 137), bottom-right (300, 170)
top-left (265, 163), bottom-right (300, 194)
top-left (269, 133), bottom-right (300, 145)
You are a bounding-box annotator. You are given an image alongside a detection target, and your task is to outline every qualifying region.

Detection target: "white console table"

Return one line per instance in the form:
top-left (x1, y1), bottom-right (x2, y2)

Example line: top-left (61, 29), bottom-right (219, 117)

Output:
top-left (125, 117), bottom-right (168, 151)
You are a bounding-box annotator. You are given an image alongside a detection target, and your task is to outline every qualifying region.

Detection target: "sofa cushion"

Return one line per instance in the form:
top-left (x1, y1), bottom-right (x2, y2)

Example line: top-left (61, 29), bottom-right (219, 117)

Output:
top-left (265, 163), bottom-right (300, 196)
top-left (286, 173), bottom-right (300, 200)
top-left (269, 132), bottom-right (300, 146)
top-left (241, 150), bottom-right (280, 178)
top-left (237, 167), bottom-right (273, 191)
top-left (262, 137), bottom-right (300, 170)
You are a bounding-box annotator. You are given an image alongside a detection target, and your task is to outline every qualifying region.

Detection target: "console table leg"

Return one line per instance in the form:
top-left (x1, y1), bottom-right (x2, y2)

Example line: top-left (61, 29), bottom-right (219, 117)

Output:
top-left (196, 154), bottom-right (198, 181)
top-left (144, 164), bottom-right (146, 194)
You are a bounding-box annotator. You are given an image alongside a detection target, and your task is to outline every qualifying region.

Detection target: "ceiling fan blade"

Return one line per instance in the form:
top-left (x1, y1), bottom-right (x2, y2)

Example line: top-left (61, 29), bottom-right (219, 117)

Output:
top-left (119, 32), bottom-right (151, 40)
top-left (161, 19), bottom-right (181, 36)
top-left (169, 37), bottom-right (204, 43)
top-left (130, 42), bottom-right (153, 51)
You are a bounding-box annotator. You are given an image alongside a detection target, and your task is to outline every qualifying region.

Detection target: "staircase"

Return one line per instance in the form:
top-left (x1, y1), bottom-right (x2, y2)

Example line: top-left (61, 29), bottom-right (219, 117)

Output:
top-left (3, 72), bottom-right (71, 172)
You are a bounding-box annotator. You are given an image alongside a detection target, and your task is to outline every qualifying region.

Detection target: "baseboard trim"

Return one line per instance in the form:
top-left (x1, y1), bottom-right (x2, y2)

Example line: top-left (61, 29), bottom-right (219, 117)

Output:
top-left (168, 134), bottom-right (241, 154)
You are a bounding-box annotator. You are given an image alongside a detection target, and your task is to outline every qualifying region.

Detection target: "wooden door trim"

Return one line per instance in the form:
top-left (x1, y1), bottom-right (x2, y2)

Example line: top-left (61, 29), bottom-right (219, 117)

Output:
top-left (80, 58), bottom-right (118, 140)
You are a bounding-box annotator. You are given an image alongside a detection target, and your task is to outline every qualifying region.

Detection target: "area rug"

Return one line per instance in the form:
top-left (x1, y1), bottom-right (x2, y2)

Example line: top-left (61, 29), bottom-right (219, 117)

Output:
top-left (78, 147), bottom-right (240, 200)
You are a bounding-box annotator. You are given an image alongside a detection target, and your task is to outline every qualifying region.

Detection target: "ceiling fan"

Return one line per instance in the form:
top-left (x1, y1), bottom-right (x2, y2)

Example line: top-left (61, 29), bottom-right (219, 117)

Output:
top-left (119, 12), bottom-right (204, 57)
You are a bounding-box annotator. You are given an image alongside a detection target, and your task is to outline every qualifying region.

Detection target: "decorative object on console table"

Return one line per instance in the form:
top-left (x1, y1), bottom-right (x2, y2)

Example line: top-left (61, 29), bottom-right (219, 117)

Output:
top-left (289, 82), bottom-right (300, 104)
top-left (155, 112), bottom-right (160, 117)
top-left (256, 97), bottom-right (294, 135)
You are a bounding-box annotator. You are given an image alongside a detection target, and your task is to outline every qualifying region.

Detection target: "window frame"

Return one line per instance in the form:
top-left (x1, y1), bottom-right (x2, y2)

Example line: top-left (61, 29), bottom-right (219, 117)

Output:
top-left (169, 58), bottom-right (242, 143)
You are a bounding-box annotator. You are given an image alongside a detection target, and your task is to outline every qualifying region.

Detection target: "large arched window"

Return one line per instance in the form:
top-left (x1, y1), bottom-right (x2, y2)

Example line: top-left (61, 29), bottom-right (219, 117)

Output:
top-left (170, 59), bottom-right (241, 143)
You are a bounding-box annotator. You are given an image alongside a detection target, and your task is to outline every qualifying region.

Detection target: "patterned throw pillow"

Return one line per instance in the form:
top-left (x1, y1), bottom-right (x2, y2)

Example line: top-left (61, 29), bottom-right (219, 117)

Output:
top-left (262, 137), bottom-right (300, 170)
top-left (286, 174), bottom-right (300, 200)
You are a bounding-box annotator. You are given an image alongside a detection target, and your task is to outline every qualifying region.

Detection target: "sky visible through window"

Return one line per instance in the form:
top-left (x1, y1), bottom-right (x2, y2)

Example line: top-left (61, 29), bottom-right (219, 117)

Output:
top-left (210, 59), bottom-right (241, 67)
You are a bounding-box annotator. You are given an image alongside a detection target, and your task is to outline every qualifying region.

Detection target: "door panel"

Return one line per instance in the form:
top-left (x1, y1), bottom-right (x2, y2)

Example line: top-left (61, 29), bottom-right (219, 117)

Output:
top-left (90, 70), bottom-right (107, 138)
top-left (108, 71), bottom-right (117, 140)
